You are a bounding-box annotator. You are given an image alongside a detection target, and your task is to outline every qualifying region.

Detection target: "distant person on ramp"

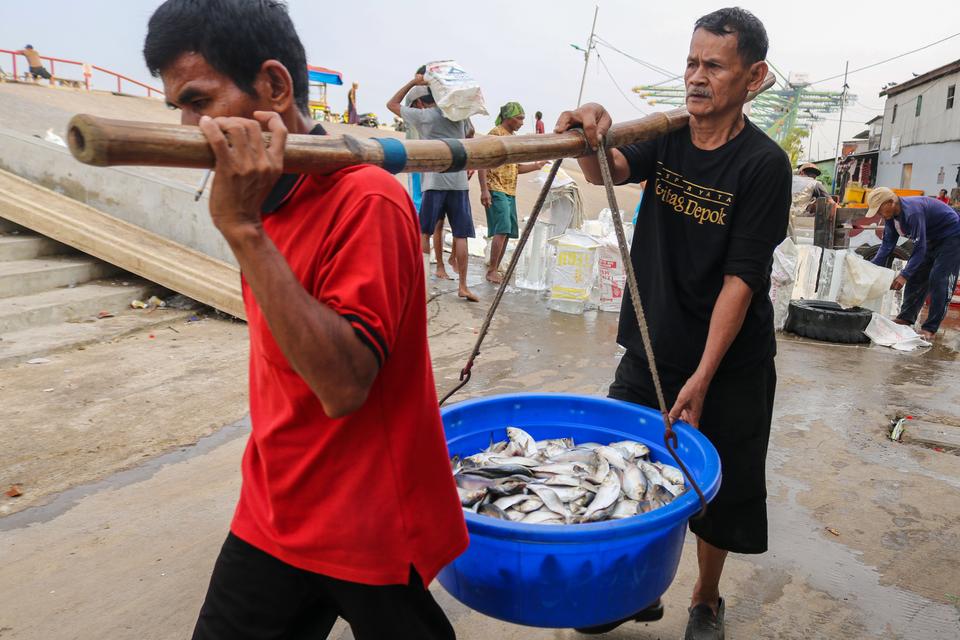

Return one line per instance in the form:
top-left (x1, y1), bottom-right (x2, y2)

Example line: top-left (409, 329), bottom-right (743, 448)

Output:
top-left (16, 45), bottom-right (52, 82)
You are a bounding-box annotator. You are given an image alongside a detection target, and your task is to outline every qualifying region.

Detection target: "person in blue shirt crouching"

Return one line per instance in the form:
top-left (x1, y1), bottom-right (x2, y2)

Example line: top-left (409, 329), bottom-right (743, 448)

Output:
top-left (867, 186), bottom-right (960, 340)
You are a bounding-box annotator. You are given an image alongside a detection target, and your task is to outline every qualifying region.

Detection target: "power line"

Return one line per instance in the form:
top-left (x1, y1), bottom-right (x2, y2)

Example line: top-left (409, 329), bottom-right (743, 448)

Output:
top-left (596, 52), bottom-right (649, 115)
top-left (807, 31), bottom-right (960, 86)
top-left (592, 35), bottom-right (680, 79)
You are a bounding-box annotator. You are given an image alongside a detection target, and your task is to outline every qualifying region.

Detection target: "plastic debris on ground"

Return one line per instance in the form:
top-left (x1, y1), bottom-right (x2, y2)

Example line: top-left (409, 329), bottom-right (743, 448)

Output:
top-left (864, 314), bottom-right (931, 351)
top-left (5, 485), bottom-right (22, 498)
top-left (26, 358), bottom-right (52, 365)
top-left (96, 310), bottom-right (114, 319)
top-left (890, 416), bottom-right (912, 442)
top-left (131, 299), bottom-right (148, 309)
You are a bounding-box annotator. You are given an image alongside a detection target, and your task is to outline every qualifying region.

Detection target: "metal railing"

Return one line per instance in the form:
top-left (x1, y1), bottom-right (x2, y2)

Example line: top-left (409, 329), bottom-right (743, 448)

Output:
top-left (0, 48), bottom-right (163, 99)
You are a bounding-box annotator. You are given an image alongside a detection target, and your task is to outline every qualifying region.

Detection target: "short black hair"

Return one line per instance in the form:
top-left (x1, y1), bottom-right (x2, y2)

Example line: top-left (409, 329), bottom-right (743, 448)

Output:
top-left (144, 0), bottom-right (309, 113)
top-left (535, 111), bottom-right (543, 119)
top-left (694, 7), bottom-right (768, 65)
top-left (419, 90), bottom-right (436, 106)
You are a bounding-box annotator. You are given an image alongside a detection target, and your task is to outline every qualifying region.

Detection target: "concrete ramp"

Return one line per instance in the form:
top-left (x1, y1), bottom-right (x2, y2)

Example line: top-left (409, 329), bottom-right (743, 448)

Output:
top-left (0, 169), bottom-right (243, 319)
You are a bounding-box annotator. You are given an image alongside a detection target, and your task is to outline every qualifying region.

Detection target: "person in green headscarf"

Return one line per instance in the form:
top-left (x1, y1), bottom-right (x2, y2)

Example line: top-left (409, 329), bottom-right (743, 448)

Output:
top-left (479, 102), bottom-right (548, 284)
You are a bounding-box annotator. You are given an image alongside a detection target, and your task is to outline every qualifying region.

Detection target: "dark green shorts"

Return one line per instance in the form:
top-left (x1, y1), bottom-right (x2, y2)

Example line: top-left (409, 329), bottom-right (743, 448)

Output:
top-left (485, 191), bottom-right (518, 238)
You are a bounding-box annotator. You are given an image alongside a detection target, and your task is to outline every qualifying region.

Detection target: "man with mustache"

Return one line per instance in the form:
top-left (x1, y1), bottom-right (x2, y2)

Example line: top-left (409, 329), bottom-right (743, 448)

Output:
top-left (556, 8), bottom-right (791, 639)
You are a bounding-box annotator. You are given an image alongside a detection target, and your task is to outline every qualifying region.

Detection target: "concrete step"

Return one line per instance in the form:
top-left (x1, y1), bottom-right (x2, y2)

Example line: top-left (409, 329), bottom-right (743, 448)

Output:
top-left (0, 256), bottom-right (119, 299)
top-left (0, 234), bottom-right (71, 261)
top-left (0, 277), bottom-right (159, 334)
top-left (0, 306), bottom-right (194, 368)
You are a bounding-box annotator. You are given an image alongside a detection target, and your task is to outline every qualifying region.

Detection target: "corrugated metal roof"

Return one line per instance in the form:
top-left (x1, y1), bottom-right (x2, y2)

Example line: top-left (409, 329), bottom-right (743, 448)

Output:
top-left (880, 59), bottom-right (960, 97)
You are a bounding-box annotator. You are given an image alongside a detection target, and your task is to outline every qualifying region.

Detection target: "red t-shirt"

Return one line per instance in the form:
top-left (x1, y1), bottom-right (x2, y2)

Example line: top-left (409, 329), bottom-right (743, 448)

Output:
top-left (536, 119), bottom-right (545, 134)
top-left (231, 164), bottom-right (468, 586)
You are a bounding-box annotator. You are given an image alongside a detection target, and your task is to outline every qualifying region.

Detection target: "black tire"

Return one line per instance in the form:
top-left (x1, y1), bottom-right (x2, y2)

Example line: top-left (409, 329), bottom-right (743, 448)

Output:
top-left (855, 242), bottom-right (912, 268)
top-left (784, 300), bottom-right (873, 344)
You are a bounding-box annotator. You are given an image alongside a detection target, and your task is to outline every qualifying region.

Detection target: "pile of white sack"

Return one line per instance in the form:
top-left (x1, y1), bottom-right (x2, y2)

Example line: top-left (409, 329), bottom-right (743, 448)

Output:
top-left (769, 238), bottom-right (930, 350)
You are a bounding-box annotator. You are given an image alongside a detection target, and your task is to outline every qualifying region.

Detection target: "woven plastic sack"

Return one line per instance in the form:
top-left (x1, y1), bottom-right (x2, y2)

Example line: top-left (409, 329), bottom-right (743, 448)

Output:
top-left (423, 60), bottom-right (488, 122)
top-left (769, 237), bottom-right (799, 330)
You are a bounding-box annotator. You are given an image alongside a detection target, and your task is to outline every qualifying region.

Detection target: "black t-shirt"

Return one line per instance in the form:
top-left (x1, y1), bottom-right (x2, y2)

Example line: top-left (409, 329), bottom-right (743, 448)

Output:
top-left (617, 117), bottom-right (791, 376)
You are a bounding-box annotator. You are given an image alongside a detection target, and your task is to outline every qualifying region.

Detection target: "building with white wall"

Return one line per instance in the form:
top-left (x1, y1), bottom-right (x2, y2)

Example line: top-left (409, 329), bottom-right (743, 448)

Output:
top-left (876, 59), bottom-right (959, 195)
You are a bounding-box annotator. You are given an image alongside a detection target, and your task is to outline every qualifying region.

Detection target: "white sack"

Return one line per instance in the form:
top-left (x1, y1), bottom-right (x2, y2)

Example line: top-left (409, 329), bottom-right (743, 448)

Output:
top-left (864, 313), bottom-right (930, 351)
top-left (423, 60), bottom-right (488, 122)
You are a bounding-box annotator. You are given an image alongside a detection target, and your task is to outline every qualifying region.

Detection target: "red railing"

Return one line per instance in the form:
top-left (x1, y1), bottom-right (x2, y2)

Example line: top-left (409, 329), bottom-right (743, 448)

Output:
top-left (1, 48), bottom-right (164, 99)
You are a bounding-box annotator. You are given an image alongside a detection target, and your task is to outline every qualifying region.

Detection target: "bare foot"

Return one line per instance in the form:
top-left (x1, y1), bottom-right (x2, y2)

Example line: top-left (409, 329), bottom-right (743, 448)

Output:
top-left (435, 269), bottom-right (453, 280)
top-left (458, 287), bottom-right (479, 302)
top-left (486, 272), bottom-right (503, 285)
top-left (920, 330), bottom-right (935, 340)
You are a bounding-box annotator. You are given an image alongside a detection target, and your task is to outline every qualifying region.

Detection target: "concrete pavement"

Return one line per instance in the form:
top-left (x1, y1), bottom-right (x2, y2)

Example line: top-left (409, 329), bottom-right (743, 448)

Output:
top-left (1, 269), bottom-right (959, 639)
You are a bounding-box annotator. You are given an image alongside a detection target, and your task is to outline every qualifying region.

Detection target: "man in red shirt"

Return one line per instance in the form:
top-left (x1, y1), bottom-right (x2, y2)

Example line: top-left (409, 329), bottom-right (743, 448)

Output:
top-left (143, 1), bottom-right (467, 638)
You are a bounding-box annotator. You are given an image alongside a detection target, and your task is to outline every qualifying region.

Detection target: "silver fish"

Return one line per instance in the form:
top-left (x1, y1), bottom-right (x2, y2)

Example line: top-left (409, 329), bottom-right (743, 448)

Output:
top-left (544, 474), bottom-right (583, 487)
top-left (457, 486), bottom-right (487, 506)
top-left (656, 462), bottom-right (685, 486)
top-left (639, 460), bottom-right (665, 488)
top-left (526, 485), bottom-right (567, 516)
top-left (506, 427), bottom-right (538, 458)
top-left (610, 440), bottom-right (651, 461)
top-left (455, 433), bottom-right (683, 525)
top-left (493, 494), bottom-right (530, 511)
top-left (581, 470), bottom-right (621, 521)
top-left (621, 464), bottom-right (647, 501)
top-left (532, 463), bottom-right (583, 476)
top-left (517, 497), bottom-right (544, 513)
top-left (611, 499), bottom-right (639, 519)
top-left (596, 445), bottom-right (628, 471)
top-left (580, 500), bottom-right (619, 523)
top-left (479, 503), bottom-right (510, 520)
top-left (460, 464), bottom-right (534, 479)
top-left (587, 455), bottom-right (610, 485)
top-left (521, 509), bottom-right (563, 524)
top-left (490, 455), bottom-right (542, 467)
top-left (548, 448), bottom-right (599, 464)
top-left (550, 487), bottom-right (588, 503)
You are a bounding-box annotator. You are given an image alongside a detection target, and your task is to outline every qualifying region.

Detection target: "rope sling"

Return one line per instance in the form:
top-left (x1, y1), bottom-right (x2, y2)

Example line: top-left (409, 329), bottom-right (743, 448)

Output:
top-left (439, 138), bottom-right (709, 518)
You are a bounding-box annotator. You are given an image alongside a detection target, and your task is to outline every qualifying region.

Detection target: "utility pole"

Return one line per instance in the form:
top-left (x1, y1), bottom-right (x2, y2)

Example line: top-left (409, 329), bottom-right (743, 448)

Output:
top-left (831, 61), bottom-right (849, 196)
top-left (575, 5), bottom-right (599, 107)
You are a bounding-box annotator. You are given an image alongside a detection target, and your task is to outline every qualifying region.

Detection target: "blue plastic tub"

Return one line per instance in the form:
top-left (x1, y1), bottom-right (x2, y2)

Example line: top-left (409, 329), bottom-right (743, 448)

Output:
top-left (438, 393), bottom-right (722, 629)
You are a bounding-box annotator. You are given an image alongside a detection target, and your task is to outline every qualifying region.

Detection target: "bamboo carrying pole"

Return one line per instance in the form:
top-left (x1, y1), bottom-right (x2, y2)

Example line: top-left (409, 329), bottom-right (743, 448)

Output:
top-left (67, 73), bottom-right (775, 173)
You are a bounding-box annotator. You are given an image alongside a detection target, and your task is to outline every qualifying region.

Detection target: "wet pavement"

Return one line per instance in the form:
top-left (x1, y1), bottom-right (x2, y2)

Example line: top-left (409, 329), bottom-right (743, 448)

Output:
top-left (1, 258), bottom-right (958, 639)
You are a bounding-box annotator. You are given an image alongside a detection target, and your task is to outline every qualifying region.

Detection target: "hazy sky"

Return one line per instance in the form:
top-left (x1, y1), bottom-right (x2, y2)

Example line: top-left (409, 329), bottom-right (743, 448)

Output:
top-left (1, 0), bottom-right (958, 161)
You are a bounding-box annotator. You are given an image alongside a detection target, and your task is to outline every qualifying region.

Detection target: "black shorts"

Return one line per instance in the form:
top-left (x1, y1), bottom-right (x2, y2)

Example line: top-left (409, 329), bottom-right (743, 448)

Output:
top-left (609, 351), bottom-right (776, 554)
top-left (29, 66), bottom-right (51, 79)
top-left (419, 189), bottom-right (474, 238)
top-left (192, 533), bottom-right (455, 640)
